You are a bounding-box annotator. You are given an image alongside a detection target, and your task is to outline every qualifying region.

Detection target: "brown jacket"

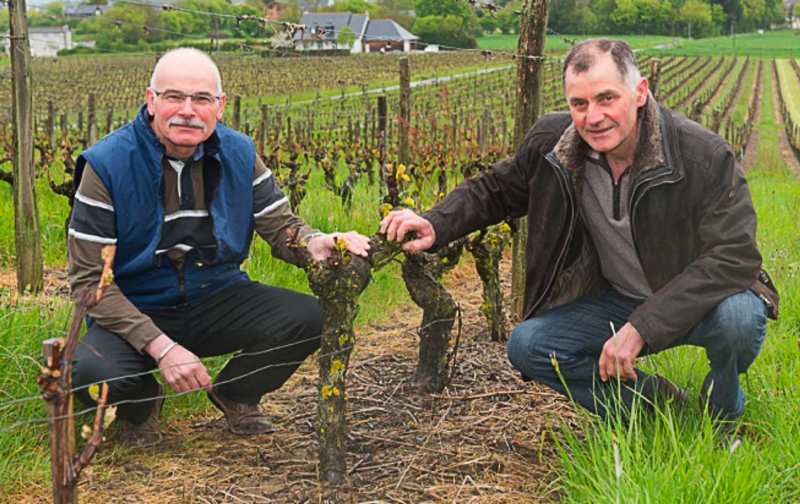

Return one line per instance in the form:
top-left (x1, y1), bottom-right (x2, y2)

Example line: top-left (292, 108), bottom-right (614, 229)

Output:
top-left (424, 97), bottom-right (776, 351)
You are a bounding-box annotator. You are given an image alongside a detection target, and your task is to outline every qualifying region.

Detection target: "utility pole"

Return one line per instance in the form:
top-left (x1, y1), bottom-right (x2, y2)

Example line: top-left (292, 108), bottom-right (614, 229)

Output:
top-left (510, 0), bottom-right (549, 319)
top-left (8, 0), bottom-right (43, 294)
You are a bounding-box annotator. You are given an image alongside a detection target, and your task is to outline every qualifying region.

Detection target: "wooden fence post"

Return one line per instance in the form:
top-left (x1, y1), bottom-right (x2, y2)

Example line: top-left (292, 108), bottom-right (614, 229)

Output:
top-left (649, 58), bottom-right (662, 100)
top-left (232, 95), bottom-right (241, 131)
top-left (510, 0), bottom-right (549, 319)
top-left (87, 93), bottom-right (97, 146)
top-left (8, 0), bottom-right (43, 294)
top-left (398, 57), bottom-right (411, 167)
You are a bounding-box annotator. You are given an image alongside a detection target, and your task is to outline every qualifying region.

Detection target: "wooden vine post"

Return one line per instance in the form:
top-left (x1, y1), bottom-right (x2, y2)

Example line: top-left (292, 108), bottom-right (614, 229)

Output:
top-left (38, 246), bottom-right (117, 503)
top-left (398, 57), bottom-right (411, 167)
top-left (7, 0), bottom-right (43, 294)
top-left (87, 93), bottom-right (97, 147)
top-left (510, 0), bottom-right (549, 319)
top-left (287, 230), bottom-right (400, 490)
top-left (649, 58), bottom-right (662, 100)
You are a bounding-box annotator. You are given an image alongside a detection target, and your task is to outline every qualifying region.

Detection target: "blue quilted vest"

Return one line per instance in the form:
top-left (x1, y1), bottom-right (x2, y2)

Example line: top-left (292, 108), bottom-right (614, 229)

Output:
top-left (76, 106), bottom-right (256, 310)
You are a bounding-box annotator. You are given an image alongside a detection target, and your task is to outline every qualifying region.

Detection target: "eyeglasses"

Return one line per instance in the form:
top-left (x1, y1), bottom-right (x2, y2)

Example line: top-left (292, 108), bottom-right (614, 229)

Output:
top-left (152, 89), bottom-right (220, 107)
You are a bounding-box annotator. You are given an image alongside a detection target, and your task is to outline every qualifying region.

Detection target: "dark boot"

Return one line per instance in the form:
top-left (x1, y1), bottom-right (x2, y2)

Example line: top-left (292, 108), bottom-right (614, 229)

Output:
top-left (208, 390), bottom-right (275, 435)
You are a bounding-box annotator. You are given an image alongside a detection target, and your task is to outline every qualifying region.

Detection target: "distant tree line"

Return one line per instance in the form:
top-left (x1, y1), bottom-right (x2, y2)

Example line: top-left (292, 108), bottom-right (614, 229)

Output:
top-left (548, 0), bottom-right (788, 38)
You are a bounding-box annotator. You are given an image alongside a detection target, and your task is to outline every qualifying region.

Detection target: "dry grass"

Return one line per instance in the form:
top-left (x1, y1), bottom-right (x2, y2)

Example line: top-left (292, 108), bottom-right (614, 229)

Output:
top-left (8, 257), bottom-right (576, 503)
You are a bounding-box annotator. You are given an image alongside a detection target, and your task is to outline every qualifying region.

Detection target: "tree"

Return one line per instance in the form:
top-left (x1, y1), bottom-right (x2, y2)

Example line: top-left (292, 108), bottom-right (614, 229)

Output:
top-left (678, 0), bottom-right (714, 37)
top-left (336, 25), bottom-right (357, 48)
top-left (323, 0), bottom-right (374, 13)
top-left (415, 0), bottom-right (471, 17)
top-left (87, 4), bottom-right (156, 47)
top-left (610, 0), bottom-right (640, 32)
top-left (638, 0), bottom-right (674, 34)
top-left (160, 10), bottom-right (197, 39)
top-left (27, 2), bottom-right (66, 27)
top-left (412, 14), bottom-right (478, 48)
top-left (549, 0), bottom-right (578, 33)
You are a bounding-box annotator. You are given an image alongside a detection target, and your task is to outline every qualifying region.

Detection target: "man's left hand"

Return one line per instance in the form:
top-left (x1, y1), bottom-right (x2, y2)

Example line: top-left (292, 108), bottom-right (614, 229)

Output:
top-left (307, 231), bottom-right (371, 261)
top-left (598, 322), bottom-right (646, 382)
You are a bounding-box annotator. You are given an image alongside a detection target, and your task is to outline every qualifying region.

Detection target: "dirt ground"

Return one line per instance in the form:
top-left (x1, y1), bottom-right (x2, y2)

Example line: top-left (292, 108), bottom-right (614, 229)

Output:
top-left (10, 257), bottom-right (576, 503)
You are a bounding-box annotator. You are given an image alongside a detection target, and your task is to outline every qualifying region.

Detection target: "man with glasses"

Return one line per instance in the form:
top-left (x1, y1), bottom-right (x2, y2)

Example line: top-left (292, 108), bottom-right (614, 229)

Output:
top-left (68, 47), bottom-right (370, 446)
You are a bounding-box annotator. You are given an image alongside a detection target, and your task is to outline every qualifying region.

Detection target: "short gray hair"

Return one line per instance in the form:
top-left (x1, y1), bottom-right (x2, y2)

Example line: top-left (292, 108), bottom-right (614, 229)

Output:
top-left (149, 47), bottom-right (223, 94)
top-left (562, 39), bottom-right (641, 90)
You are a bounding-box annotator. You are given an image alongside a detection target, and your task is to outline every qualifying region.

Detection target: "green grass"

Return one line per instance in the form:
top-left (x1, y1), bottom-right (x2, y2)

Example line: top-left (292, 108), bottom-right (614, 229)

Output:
top-left (554, 63), bottom-right (800, 504)
top-left (0, 178), bottom-right (72, 268)
top-left (648, 30), bottom-right (800, 58)
top-left (477, 34), bottom-right (679, 53)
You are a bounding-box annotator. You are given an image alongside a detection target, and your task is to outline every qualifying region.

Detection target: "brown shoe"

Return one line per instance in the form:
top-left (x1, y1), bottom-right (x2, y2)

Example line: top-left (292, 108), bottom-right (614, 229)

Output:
top-left (208, 390), bottom-right (275, 435)
top-left (115, 386), bottom-right (164, 448)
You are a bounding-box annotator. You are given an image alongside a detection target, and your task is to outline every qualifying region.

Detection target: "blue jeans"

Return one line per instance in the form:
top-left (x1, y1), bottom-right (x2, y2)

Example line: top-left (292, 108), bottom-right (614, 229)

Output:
top-left (507, 289), bottom-right (768, 419)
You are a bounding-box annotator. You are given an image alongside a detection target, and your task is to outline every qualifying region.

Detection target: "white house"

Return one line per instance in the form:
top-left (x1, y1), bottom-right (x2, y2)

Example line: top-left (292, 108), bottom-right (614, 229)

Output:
top-left (293, 12), bottom-right (417, 53)
top-left (2, 25), bottom-right (74, 57)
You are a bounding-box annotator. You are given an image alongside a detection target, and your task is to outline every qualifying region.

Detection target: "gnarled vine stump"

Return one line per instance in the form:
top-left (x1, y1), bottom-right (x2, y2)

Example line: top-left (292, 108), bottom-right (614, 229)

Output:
top-left (401, 240), bottom-right (465, 393)
top-left (288, 231), bottom-right (401, 488)
top-left (466, 224), bottom-right (511, 342)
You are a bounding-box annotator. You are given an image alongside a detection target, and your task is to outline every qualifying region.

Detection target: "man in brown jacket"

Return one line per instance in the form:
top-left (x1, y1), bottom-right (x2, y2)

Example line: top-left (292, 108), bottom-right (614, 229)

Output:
top-left (381, 40), bottom-right (777, 421)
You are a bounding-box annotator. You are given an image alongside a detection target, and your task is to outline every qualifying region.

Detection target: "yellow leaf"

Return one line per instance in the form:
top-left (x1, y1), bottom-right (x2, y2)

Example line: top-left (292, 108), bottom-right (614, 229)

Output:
top-left (330, 359), bottom-right (345, 376)
top-left (402, 197), bottom-right (415, 207)
top-left (88, 383), bottom-right (100, 401)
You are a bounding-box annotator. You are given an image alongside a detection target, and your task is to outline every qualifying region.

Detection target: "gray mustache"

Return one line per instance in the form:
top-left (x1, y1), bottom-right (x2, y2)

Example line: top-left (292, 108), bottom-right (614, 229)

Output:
top-left (168, 117), bottom-right (206, 130)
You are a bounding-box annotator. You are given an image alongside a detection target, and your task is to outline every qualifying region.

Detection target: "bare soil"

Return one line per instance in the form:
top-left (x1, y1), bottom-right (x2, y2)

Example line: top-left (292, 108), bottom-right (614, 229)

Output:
top-left (741, 61), bottom-right (762, 173)
top-left (0, 266), bottom-right (69, 302)
top-left (12, 257), bottom-right (574, 503)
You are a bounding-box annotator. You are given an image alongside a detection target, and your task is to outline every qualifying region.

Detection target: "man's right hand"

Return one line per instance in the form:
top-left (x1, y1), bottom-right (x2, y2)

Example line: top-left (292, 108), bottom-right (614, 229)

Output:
top-left (145, 334), bottom-right (212, 393)
top-left (379, 209), bottom-right (436, 252)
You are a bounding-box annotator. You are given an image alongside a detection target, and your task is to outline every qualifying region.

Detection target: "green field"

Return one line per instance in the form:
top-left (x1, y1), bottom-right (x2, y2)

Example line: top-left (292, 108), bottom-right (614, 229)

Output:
top-left (478, 33), bottom-right (679, 53)
top-left (649, 30), bottom-right (800, 57)
top-left (479, 30), bottom-right (800, 58)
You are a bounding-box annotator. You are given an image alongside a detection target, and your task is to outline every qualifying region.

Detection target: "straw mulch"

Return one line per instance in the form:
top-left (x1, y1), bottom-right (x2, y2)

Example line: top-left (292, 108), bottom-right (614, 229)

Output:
top-left (18, 257), bottom-right (580, 503)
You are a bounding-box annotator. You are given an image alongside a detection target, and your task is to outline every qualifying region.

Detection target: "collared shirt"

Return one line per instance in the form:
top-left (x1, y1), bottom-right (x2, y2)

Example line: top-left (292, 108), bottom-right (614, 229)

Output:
top-left (580, 151), bottom-right (652, 300)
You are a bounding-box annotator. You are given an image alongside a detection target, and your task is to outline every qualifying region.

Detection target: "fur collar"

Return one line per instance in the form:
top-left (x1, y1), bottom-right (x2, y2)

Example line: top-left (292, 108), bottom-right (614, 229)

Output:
top-left (552, 93), bottom-right (665, 175)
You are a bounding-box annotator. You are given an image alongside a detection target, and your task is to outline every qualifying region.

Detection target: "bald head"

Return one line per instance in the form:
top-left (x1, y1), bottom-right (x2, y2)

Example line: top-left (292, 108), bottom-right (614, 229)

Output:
top-left (149, 47), bottom-right (223, 94)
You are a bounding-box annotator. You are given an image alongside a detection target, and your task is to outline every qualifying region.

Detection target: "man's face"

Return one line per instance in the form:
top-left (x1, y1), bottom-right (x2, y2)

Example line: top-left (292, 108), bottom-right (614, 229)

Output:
top-left (564, 54), bottom-right (648, 161)
top-left (145, 65), bottom-right (226, 156)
